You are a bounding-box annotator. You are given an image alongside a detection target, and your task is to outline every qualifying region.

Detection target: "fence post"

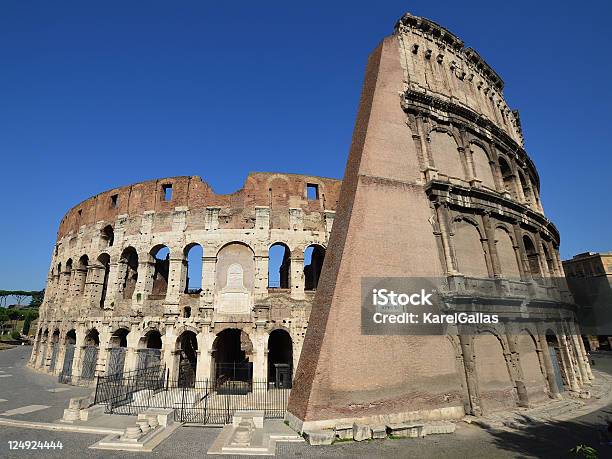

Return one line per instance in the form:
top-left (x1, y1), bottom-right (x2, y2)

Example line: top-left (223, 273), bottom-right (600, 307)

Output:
top-left (94, 374), bottom-right (100, 404)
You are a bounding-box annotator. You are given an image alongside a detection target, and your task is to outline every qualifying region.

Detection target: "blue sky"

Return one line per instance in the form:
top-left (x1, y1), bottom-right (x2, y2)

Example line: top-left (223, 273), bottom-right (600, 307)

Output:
top-left (1, 1), bottom-right (610, 291)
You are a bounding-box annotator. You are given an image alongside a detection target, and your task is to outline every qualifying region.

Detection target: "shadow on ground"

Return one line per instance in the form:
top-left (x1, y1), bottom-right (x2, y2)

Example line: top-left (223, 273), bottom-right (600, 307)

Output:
top-left (481, 410), bottom-right (612, 458)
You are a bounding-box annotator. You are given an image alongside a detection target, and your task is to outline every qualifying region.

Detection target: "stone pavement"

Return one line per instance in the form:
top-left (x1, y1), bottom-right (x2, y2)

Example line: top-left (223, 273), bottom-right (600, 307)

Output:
top-left (0, 346), bottom-right (91, 423)
top-left (1, 346), bottom-right (612, 458)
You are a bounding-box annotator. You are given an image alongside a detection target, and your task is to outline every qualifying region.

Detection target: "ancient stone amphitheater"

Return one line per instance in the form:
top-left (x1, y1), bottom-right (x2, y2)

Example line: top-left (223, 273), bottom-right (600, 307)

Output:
top-left (29, 173), bottom-right (340, 389)
top-left (30, 13), bottom-right (592, 425)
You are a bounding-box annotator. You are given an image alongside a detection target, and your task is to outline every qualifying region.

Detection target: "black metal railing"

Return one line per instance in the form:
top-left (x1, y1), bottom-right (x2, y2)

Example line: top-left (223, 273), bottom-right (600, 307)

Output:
top-left (93, 369), bottom-right (291, 425)
top-left (94, 365), bottom-right (167, 413)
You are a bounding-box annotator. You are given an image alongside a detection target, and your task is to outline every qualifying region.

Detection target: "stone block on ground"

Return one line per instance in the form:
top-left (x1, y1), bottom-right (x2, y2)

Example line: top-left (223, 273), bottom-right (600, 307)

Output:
top-left (304, 430), bottom-right (335, 446)
top-left (371, 424), bottom-right (387, 439)
top-left (334, 423), bottom-right (353, 440)
top-left (422, 421), bottom-right (455, 435)
top-left (352, 423), bottom-right (372, 441)
top-left (386, 423), bottom-right (424, 438)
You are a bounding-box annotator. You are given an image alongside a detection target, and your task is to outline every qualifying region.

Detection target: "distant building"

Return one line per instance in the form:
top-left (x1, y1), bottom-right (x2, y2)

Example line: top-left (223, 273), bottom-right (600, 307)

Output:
top-left (563, 252), bottom-right (612, 350)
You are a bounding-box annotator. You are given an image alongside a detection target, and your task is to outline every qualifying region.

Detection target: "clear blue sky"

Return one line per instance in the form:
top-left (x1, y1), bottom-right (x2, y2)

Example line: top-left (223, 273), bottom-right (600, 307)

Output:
top-left (1, 1), bottom-right (610, 291)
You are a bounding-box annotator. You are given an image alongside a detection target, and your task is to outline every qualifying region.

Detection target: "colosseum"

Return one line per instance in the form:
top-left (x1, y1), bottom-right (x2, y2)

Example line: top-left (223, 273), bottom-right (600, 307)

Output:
top-left (30, 12), bottom-right (592, 429)
top-left (29, 173), bottom-right (340, 389)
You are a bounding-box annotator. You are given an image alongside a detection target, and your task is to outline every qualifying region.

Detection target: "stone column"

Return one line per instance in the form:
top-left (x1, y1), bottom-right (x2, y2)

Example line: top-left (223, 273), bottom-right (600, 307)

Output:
top-left (43, 338), bottom-right (55, 372)
top-left (535, 324), bottom-right (561, 398)
top-left (251, 321), bottom-right (268, 382)
top-left (571, 322), bottom-right (593, 380)
top-left (254, 254), bottom-right (269, 299)
top-left (482, 213), bottom-right (501, 277)
top-left (435, 205), bottom-right (456, 274)
top-left (196, 326), bottom-right (214, 381)
top-left (201, 256), bottom-right (216, 304)
top-left (165, 255), bottom-right (185, 304)
top-left (163, 326), bottom-right (179, 381)
top-left (124, 325), bottom-right (140, 373)
top-left (459, 334), bottom-right (481, 416)
top-left (505, 332), bottom-right (529, 407)
top-left (97, 327), bottom-right (112, 376)
top-left (54, 341), bottom-right (66, 376)
top-left (71, 326), bottom-right (86, 382)
top-left (103, 261), bottom-right (120, 308)
top-left (290, 256), bottom-right (305, 300)
top-left (558, 333), bottom-right (580, 392)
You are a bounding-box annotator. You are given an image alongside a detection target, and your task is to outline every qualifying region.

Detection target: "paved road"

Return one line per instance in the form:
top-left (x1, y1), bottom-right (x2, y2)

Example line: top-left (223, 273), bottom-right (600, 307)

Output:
top-left (0, 346), bottom-right (611, 458)
top-left (0, 346), bottom-right (91, 423)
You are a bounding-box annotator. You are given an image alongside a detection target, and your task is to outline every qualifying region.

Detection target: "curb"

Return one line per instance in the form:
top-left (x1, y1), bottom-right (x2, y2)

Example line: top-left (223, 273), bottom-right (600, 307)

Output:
top-left (0, 417), bottom-right (123, 435)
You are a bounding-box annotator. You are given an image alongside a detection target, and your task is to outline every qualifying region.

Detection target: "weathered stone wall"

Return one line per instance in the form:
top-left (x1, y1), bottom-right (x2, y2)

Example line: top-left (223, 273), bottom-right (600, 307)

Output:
top-left (286, 13), bottom-right (593, 433)
top-left (30, 172), bottom-right (341, 384)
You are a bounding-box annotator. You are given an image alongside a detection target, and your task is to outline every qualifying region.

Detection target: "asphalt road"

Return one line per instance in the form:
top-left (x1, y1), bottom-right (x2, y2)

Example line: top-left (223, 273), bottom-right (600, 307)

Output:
top-left (0, 346), bottom-right (611, 458)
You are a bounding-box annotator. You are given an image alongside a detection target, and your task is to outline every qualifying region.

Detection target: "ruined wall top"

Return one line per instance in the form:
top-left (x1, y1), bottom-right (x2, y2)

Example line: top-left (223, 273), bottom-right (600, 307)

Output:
top-left (57, 172), bottom-right (341, 240)
top-left (395, 13), bottom-right (524, 146)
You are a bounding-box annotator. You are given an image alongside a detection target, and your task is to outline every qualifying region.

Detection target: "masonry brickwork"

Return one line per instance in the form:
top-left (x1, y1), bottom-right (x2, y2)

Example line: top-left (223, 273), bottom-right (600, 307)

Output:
top-left (29, 12), bottom-right (593, 435)
top-left (285, 13), bottom-right (592, 433)
top-left (29, 172), bottom-right (340, 386)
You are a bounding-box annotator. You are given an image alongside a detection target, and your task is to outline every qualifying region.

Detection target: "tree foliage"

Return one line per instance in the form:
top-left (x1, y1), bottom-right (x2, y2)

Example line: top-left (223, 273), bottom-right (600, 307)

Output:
top-left (0, 290), bottom-right (44, 308)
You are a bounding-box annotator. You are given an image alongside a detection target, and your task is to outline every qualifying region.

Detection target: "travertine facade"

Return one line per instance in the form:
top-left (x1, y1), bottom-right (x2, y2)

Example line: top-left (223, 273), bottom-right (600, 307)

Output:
top-left (30, 13), bottom-right (593, 433)
top-left (29, 173), bottom-right (340, 385)
top-left (286, 13), bottom-right (592, 432)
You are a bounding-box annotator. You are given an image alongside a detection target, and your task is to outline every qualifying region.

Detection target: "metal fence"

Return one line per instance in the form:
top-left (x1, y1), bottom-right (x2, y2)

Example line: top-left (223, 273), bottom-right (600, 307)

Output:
top-left (94, 365), bottom-right (167, 413)
top-left (58, 344), bottom-right (75, 384)
top-left (94, 368), bottom-right (290, 426)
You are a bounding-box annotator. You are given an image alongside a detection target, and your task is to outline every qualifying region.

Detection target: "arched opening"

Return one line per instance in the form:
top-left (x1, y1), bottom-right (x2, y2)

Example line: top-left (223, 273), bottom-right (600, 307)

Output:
top-left (267, 329), bottom-right (293, 388)
top-left (474, 332), bottom-right (517, 412)
top-left (59, 329), bottom-right (77, 384)
top-left (65, 329), bottom-right (77, 345)
top-left (150, 245), bottom-right (170, 297)
top-left (517, 331), bottom-right (547, 404)
top-left (498, 157), bottom-right (517, 199)
top-left (137, 330), bottom-right (163, 370)
top-left (269, 243), bottom-right (290, 289)
top-left (212, 329), bottom-right (253, 387)
top-left (542, 244), bottom-right (555, 276)
top-left (76, 255), bottom-right (89, 295)
top-left (184, 243), bottom-right (203, 293)
top-left (120, 247), bottom-right (139, 300)
top-left (304, 245), bottom-right (325, 291)
top-left (49, 329), bottom-right (60, 373)
top-left (63, 259), bottom-right (73, 296)
top-left (471, 143), bottom-right (495, 188)
top-left (97, 253), bottom-right (111, 308)
top-left (522, 235), bottom-right (541, 280)
top-left (428, 130), bottom-right (465, 180)
top-left (81, 329), bottom-right (100, 382)
top-left (518, 170), bottom-right (534, 206)
top-left (101, 225), bottom-right (114, 248)
top-left (176, 331), bottom-right (198, 387)
top-left (495, 228), bottom-right (521, 279)
top-left (453, 220), bottom-right (489, 277)
top-left (546, 331), bottom-right (566, 392)
top-left (107, 328), bottom-right (129, 378)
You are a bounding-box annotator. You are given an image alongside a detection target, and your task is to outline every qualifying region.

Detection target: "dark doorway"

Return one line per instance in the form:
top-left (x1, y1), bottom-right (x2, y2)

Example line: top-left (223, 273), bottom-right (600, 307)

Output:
top-left (177, 331), bottom-right (198, 387)
top-left (267, 329), bottom-right (293, 388)
top-left (212, 329), bottom-right (252, 384)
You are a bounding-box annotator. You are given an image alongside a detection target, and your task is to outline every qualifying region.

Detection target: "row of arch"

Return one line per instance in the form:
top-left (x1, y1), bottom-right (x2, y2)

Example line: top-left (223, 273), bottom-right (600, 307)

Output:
top-left (444, 212), bottom-right (560, 281)
top-left (426, 128), bottom-right (542, 212)
top-left (33, 321), bottom-right (591, 414)
top-left (33, 325), bottom-right (294, 388)
top-left (48, 240), bottom-right (326, 307)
